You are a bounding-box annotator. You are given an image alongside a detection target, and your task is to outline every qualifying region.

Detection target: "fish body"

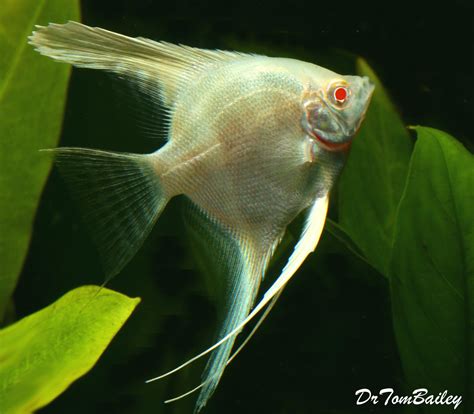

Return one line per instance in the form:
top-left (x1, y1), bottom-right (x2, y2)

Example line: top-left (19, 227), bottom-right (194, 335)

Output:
top-left (29, 22), bottom-right (374, 412)
top-left (159, 58), bottom-right (334, 233)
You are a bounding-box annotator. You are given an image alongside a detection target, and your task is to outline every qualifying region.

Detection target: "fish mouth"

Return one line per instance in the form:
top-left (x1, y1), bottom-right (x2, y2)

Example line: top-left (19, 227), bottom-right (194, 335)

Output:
top-left (312, 133), bottom-right (352, 152)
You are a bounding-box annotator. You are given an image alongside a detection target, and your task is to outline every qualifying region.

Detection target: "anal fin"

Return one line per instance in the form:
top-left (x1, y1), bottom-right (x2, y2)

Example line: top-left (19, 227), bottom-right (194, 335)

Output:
top-left (182, 206), bottom-right (277, 412)
top-left (148, 194), bottom-right (329, 399)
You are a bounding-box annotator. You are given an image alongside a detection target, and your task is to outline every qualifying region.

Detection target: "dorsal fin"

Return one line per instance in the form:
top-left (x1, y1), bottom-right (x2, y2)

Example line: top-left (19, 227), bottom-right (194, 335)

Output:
top-left (29, 21), bottom-right (252, 106)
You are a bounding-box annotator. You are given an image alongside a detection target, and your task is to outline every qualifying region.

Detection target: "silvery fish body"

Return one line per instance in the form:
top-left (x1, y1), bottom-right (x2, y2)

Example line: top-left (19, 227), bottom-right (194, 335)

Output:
top-left (29, 22), bottom-right (374, 412)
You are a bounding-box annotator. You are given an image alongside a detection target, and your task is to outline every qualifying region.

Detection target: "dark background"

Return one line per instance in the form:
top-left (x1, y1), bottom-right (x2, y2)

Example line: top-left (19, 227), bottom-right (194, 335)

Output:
top-left (14, 1), bottom-right (472, 413)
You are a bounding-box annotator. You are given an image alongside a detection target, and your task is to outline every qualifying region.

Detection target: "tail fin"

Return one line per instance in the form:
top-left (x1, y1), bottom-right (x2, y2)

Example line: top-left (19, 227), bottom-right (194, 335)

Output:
top-left (48, 148), bottom-right (168, 279)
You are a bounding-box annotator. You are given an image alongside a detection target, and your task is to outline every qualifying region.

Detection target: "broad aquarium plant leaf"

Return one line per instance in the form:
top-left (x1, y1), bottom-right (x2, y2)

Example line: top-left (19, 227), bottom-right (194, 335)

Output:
top-left (334, 59), bottom-right (472, 412)
top-left (390, 127), bottom-right (473, 413)
top-left (337, 58), bottom-right (413, 275)
top-left (0, 286), bottom-right (140, 414)
top-left (0, 0), bottom-right (80, 318)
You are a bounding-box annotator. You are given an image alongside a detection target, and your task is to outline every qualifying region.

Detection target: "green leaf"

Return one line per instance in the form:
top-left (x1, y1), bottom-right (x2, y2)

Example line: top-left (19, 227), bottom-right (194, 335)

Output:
top-left (0, 285), bottom-right (140, 413)
top-left (0, 0), bottom-right (80, 318)
top-left (390, 127), bottom-right (473, 412)
top-left (337, 58), bottom-right (413, 275)
top-left (325, 218), bottom-right (376, 272)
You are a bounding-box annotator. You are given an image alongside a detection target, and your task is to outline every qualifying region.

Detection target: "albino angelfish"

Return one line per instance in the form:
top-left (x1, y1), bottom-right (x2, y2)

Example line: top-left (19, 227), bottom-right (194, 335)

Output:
top-left (29, 22), bottom-right (374, 412)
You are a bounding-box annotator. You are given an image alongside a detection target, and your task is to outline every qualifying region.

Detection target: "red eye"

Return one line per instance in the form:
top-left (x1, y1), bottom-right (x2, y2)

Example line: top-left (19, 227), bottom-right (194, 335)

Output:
top-left (334, 87), bottom-right (347, 102)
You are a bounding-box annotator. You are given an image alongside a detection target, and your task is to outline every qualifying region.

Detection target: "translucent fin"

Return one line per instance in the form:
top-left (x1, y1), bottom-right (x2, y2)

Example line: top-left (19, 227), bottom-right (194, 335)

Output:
top-left (176, 205), bottom-right (278, 412)
top-left (194, 240), bottom-right (271, 412)
top-left (147, 194), bottom-right (329, 384)
top-left (226, 289), bottom-right (282, 365)
top-left (47, 148), bottom-right (168, 279)
top-left (162, 291), bottom-right (281, 405)
top-left (29, 21), bottom-right (251, 107)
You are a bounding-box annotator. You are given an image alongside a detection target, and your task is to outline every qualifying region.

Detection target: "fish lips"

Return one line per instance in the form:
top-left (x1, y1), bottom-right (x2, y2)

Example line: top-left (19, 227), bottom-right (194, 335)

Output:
top-left (312, 130), bottom-right (353, 151)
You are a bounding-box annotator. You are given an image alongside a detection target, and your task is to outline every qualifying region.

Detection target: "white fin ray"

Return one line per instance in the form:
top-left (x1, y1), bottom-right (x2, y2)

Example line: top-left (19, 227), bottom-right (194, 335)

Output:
top-left (165, 383), bottom-right (205, 404)
top-left (47, 148), bottom-right (168, 279)
top-left (147, 195), bottom-right (329, 400)
top-left (225, 289), bottom-right (282, 365)
top-left (29, 21), bottom-right (251, 107)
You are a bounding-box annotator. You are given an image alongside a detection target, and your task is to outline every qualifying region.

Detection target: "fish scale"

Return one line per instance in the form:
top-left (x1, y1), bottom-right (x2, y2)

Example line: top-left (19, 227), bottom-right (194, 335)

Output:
top-left (164, 69), bottom-right (307, 231)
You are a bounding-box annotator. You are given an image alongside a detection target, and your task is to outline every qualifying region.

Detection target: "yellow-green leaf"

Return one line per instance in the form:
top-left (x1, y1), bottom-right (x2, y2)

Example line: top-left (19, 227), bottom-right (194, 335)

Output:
top-left (0, 286), bottom-right (140, 413)
top-left (0, 0), bottom-right (80, 318)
